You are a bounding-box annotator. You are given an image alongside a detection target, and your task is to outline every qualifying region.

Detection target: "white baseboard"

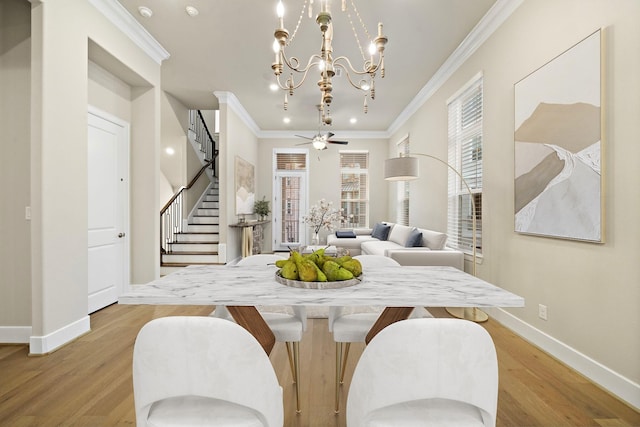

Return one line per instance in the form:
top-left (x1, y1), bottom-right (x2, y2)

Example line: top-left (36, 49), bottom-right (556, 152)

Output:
top-left (29, 316), bottom-right (91, 355)
top-left (486, 307), bottom-right (640, 411)
top-left (0, 326), bottom-right (32, 343)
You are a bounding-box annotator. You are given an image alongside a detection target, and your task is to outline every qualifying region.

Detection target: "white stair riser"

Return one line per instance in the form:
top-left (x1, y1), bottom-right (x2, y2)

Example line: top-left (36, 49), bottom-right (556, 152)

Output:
top-left (169, 243), bottom-right (218, 252)
top-left (176, 233), bottom-right (219, 243)
top-left (204, 195), bottom-right (219, 202)
top-left (185, 224), bottom-right (219, 233)
top-left (162, 254), bottom-right (219, 263)
top-left (201, 201), bottom-right (219, 209)
top-left (191, 216), bottom-right (219, 225)
top-left (197, 208), bottom-right (219, 216)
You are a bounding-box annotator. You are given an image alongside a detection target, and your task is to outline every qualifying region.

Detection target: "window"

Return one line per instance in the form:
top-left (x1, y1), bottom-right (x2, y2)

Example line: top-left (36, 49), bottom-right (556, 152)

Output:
top-left (396, 136), bottom-right (410, 226)
top-left (447, 74), bottom-right (483, 255)
top-left (273, 150), bottom-right (308, 249)
top-left (340, 151), bottom-right (369, 228)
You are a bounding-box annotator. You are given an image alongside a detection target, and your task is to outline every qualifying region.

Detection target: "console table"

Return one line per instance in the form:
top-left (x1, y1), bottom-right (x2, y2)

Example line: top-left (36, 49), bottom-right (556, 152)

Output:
top-left (229, 220), bottom-right (269, 257)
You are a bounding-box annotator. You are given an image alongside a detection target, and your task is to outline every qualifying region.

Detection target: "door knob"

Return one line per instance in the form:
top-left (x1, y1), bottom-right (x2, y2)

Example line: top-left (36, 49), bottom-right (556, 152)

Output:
top-left (118, 232), bottom-right (126, 238)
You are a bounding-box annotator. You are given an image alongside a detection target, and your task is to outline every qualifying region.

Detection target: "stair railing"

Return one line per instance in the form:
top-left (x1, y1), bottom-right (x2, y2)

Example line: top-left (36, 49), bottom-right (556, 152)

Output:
top-left (160, 160), bottom-right (214, 258)
top-left (188, 109), bottom-right (218, 177)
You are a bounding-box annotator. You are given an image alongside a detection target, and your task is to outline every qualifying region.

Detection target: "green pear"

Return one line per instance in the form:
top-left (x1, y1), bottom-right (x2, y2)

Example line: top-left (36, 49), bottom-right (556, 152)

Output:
top-left (297, 258), bottom-right (318, 282)
top-left (335, 255), bottom-right (352, 266)
top-left (341, 259), bottom-right (362, 277)
top-left (280, 260), bottom-right (299, 280)
top-left (322, 260), bottom-right (341, 281)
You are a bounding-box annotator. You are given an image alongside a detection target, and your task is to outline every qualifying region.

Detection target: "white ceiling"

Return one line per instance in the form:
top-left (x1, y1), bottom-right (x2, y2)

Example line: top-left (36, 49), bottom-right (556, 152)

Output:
top-left (116, 0), bottom-right (497, 133)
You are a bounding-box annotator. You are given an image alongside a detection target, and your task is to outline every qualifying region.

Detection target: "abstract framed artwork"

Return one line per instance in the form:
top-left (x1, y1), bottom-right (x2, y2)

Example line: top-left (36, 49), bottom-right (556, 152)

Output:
top-left (235, 156), bottom-right (255, 215)
top-left (514, 29), bottom-right (603, 242)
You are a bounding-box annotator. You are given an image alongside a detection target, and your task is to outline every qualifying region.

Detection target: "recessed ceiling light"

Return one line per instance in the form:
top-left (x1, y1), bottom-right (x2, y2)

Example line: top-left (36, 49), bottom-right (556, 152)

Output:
top-left (269, 83), bottom-right (278, 92)
top-left (165, 147), bottom-right (175, 155)
top-left (350, 118), bottom-right (357, 124)
top-left (283, 117), bottom-right (291, 124)
top-left (185, 6), bottom-right (199, 17)
top-left (138, 6), bottom-right (153, 18)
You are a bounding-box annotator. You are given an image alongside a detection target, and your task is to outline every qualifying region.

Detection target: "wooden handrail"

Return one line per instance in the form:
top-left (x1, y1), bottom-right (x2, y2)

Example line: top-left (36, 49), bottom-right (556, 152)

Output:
top-left (160, 159), bottom-right (214, 215)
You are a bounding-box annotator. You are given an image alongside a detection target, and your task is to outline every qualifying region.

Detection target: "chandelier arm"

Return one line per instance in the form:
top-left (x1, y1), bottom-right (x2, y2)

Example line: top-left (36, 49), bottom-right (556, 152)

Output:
top-left (333, 54), bottom-right (383, 76)
top-left (274, 70), bottom-right (313, 92)
top-left (281, 51), bottom-right (324, 75)
top-left (333, 63), bottom-right (371, 92)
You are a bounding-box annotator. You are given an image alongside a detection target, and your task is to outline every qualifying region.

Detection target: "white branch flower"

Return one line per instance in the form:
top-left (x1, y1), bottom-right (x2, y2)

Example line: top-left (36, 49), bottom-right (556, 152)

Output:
top-left (303, 199), bottom-right (344, 234)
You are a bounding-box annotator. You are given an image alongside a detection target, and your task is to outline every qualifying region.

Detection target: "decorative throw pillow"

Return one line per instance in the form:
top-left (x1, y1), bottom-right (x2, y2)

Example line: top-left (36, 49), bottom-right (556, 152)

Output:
top-left (335, 230), bottom-right (356, 238)
top-left (405, 228), bottom-right (423, 247)
top-left (371, 222), bottom-right (391, 241)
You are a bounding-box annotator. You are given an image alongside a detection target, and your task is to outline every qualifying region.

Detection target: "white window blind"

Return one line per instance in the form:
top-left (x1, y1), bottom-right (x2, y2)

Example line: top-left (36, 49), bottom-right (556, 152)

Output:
top-left (276, 152), bottom-right (307, 170)
top-left (397, 137), bottom-right (410, 226)
top-left (447, 75), bottom-right (483, 255)
top-left (340, 151), bottom-right (369, 228)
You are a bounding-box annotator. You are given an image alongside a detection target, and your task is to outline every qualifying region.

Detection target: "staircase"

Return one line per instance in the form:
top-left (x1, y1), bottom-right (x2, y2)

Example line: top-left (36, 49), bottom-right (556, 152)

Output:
top-left (161, 184), bottom-right (221, 274)
top-left (160, 109), bottom-right (221, 275)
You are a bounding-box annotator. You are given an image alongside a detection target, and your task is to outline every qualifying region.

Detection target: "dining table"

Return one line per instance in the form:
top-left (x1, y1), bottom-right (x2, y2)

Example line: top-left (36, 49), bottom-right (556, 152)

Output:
top-left (119, 264), bottom-right (525, 354)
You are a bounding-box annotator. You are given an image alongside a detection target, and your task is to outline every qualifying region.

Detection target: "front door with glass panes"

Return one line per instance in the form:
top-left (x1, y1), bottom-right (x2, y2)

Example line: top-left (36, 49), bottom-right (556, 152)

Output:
top-left (273, 150), bottom-right (308, 251)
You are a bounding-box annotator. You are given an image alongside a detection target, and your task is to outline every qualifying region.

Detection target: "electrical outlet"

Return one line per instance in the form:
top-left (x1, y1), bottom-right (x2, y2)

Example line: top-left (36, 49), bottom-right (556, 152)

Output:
top-left (25, 206), bottom-right (31, 220)
top-left (538, 304), bottom-right (548, 320)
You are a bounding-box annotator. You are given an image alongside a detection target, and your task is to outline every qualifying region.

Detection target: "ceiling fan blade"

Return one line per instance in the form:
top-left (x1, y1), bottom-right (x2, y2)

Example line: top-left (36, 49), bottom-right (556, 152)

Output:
top-left (327, 132), bottom-right (335, 138)
top-left (328, 140), bottom-right (349, 145)
top-left (295, 141), bottom-right (312, 146)
top-left (295, 134), bottom-right (314, 140)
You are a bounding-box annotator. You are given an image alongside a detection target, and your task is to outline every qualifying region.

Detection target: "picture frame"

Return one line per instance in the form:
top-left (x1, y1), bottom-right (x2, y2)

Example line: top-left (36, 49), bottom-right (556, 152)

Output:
top-left (514, 29), bottom-right (604, 243)
top-left (235, 156), bottom-right (255, 216)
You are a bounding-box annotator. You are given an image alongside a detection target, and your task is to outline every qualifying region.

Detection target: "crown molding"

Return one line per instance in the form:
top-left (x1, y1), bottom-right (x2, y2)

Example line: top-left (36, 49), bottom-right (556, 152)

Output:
top-left (258, 130), bottom-right (390, 140)
top-left (387, 0), bottom-right (523, 135)
top-left (213, 91), bottom-right (261, 136)
top-left (88, 0), bottom-right (170, 65)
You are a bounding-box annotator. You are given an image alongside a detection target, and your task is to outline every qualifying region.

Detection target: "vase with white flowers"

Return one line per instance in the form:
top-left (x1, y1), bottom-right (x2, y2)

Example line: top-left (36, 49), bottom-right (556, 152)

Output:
top-left (303, 199), bottom-right (344, 245)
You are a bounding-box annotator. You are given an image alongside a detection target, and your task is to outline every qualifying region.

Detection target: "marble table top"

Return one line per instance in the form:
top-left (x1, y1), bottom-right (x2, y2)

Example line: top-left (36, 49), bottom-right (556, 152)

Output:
top-left (119, 265), bottom-right (524, 308)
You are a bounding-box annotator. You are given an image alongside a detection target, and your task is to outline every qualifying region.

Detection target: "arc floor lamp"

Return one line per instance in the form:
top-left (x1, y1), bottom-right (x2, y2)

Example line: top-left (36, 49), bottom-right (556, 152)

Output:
top-left (384, 153), bottom-right (488, 322)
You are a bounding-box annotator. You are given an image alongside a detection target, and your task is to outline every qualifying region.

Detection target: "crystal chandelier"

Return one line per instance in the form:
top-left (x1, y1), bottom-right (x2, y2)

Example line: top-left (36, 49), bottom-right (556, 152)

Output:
top-left (271, 0), bottom-right (388, 125)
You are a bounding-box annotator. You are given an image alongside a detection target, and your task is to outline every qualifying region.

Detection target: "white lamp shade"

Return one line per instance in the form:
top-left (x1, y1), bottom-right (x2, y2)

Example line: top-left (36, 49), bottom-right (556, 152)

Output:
top-left (384, 156), bottom-right (419, 181)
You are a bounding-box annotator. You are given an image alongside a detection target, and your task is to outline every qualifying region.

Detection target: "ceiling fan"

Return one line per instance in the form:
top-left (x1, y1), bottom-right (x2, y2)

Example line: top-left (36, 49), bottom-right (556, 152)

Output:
top-left (295, 105), bottom-right (349, 151)
top-left (295, 131), bottom-right (349, 151)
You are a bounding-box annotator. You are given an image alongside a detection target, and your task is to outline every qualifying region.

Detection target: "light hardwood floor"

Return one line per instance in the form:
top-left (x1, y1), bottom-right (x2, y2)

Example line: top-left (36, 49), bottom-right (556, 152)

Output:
top-left (1, 304), bottom-right (638, 426)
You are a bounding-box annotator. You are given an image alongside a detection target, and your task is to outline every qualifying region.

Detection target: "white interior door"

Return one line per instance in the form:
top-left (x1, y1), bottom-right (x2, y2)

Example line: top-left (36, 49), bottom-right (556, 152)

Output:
top-left (87, 108), bottom-right (129, 314)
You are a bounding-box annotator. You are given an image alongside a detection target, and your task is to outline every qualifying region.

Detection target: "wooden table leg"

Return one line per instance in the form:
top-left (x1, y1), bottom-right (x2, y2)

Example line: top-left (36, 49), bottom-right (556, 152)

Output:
top-left (365, 307), bottom-right (415, 344)
top-left (227, 306), bottom-right (276, 355)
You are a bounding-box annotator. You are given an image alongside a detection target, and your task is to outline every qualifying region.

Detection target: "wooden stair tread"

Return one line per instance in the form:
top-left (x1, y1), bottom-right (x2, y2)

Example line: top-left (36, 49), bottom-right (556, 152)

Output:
top-left (161, 262), bottom-right (224, 267)
top-left (172, 241), bottom-right (219, 244)
top-left (177, 232), bottom-right (219, 234)
top-left (164, 251), bottom-right (219, 255)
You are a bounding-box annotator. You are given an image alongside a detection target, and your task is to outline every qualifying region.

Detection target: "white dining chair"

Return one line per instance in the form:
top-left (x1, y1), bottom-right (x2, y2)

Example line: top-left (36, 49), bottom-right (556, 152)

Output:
top-left (133, 316), bottom-right (284, 427)
top-left (346, 318), bottom-right (499, 427)
top-left (213, 254), bottom-right (307, 413)
top-left (329, 254), bottom-right (431, 412)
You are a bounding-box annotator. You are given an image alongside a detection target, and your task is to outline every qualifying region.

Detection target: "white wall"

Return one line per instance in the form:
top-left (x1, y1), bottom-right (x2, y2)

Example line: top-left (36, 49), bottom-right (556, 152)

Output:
top-left (25, 0), bottom-right (162, 352)
top-left (390, 0), bottom-right (640, 407)
top-left (0, 0), bottom-right (32, 333)
top-left (160, 92), bottom-right (188, 190)
top-left (215, 93), bottom-right (260, 261)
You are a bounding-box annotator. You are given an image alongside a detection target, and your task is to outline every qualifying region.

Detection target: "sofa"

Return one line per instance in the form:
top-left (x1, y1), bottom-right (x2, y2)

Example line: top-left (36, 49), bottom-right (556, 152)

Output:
top-left (327, 222), bottom-right (464, 269)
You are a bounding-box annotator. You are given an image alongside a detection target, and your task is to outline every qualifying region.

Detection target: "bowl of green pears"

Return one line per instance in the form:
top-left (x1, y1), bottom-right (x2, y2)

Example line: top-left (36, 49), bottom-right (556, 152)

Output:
top-left (275, 248), bottom-right (363, 289)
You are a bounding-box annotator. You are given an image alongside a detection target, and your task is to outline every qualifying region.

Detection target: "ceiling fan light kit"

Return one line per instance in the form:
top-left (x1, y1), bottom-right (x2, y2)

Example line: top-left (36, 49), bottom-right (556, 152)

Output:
top-left (295, 106), bottom-right (350, 151)
top-left (271, 0), bottom-right (388, 126)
